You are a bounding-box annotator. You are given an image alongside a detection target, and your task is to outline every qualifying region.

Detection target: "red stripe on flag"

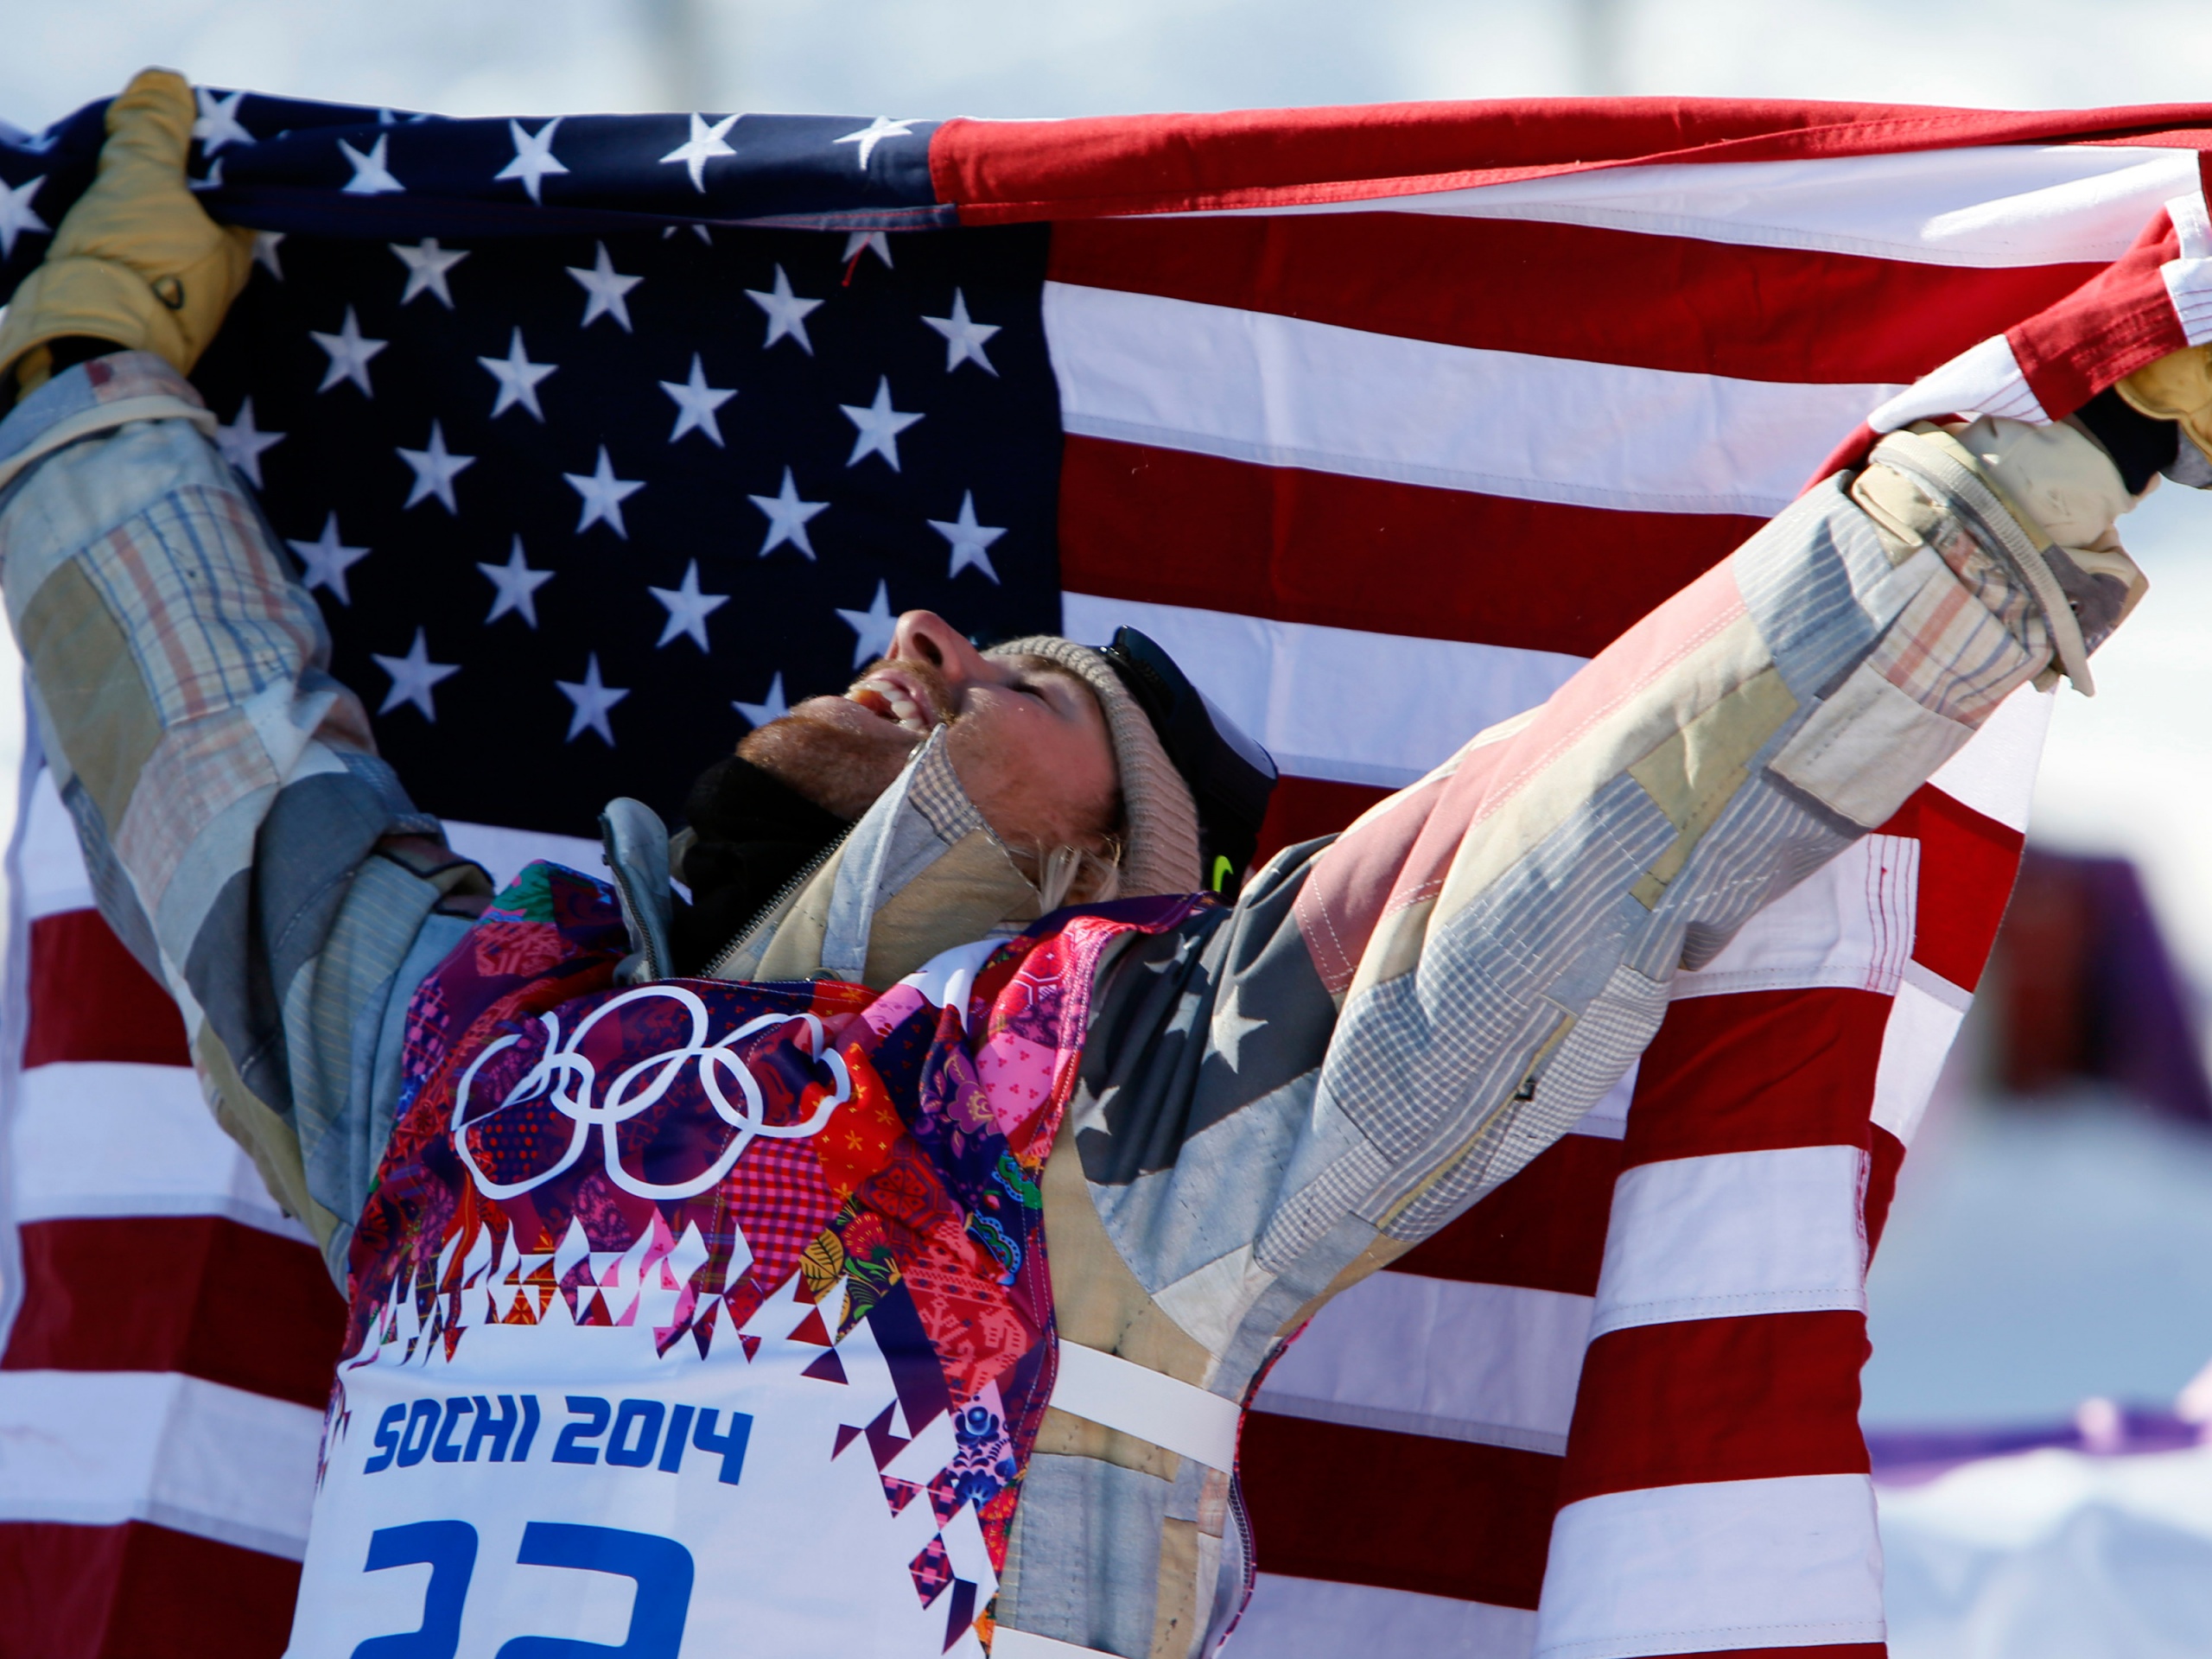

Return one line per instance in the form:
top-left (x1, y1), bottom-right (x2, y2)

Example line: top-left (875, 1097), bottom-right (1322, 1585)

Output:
top-left (0, 1520), bottom-right (300, 1659)
top-left (1058, 436), bottom-right (1756, 658)
top-left (2, 1217), bottom-right (343, 1412)
top-left (1866, 1125), bottom-right (1908, 1258)
top-left (1557, 1313), bottom-right (1872, 1506)
top-left (1393, 1133), bottom-right (1624, 1297)
top-left (1879, 785), bottom-right (2025, 992)
top-left (1622, 988), bottom-right (1890, 1167)
top-left (1049, 215), bottom-right (2101, 384)
top-left (1239, 1412), bottom-right (1559, 1608)
top-left (1253, 776), bottom-right (1389, 871)
top-left (24, 911), bottom-right (188, 1069)
top-left (2009, 207), bottom-right (2188, 419)
top-left (1661, 1649), bottom-right (1885, 1659)
top-left (937, 101), bottom-right (2212, 222)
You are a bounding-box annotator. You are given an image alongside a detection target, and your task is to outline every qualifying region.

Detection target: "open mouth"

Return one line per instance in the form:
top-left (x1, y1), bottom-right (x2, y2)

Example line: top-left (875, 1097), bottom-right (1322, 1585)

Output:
top-left (844, 671), bottom-right (938, 736)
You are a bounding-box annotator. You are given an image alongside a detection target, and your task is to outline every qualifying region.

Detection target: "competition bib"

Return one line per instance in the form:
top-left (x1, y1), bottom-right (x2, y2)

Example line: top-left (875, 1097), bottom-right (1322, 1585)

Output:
top-left (291, 1257), bottom-right (997, 1659)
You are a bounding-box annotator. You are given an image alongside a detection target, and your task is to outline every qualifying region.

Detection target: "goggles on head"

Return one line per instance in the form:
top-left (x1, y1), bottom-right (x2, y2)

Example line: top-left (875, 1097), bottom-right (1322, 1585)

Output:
top-left (1097, 626), bottom-right (1279, 898)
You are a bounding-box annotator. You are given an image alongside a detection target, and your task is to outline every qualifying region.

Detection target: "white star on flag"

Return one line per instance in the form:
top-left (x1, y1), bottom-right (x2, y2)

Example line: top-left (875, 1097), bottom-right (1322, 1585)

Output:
top-left (660, 111), bottom-right (740, 191)
top-left (251, 231), bottom-right (285, 280)
top-left (749, 467), bottom-right (830, 559)
top-left (922, 289), bottom-right (1000, 375)
top-left (339, 133), bottom-right (404, 195)
top-left (842, 231), bottom-right (893, 270)
top-left (747, 264), bottom-right (823, 354)
top-left (287, 512), bottom-right (371, 605)
top-left (836, 579), bottom-right (899, 669)
top-left (372, 628), bottom-right (458, 720)
top-left (495, 117), bottom-right (569, 204)
top-left (478, 536), bottom-right (556, 627)
top-left (733, 671), bottom-right (791, 729)
top-left (569, 240), bottom-right (642, 332)
top-left (649, 559), bottom-right (731, 650)
top-left (310, 306), bottom-right (386, 396)
top-left (397, 421), bottom-right (474, 512)
top-left (193, 88), bottom-right (254, 155)
top-left (834, 116), bottom-right (919, 168)
top-left (558, 653), bottom-right (630, 744)
top-left (0, 175), bottom-right (48, 259)
top-left (565, 445), bottom-right (645, 537)
top-left (929, 491), bottom-right (1007, 582)
top-left (391, 238), bottom-right (467, 308)
top-left (480, 327), bottom-right (558, 421)
top-left (1210, 982), bottom-right (1268, 1072)
top-left (840, 377), bottom-right (924, 471)
top-left (660, 353), bottom-right (736, 446)
top-left (214, 397), bottom-right (284, 488)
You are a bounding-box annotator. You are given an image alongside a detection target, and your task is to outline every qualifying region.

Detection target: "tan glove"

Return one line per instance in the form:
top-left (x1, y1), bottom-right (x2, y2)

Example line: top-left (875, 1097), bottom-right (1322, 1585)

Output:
top-left (2118, 343), bottom-right (2212, 470)
top-left (0, 67), bottom-right (254, 396)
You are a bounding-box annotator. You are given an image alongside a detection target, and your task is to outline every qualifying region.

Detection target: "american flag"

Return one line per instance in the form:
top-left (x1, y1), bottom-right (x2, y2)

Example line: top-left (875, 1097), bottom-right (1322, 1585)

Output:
top-left (0, 85), bottom-right (2207, 1658)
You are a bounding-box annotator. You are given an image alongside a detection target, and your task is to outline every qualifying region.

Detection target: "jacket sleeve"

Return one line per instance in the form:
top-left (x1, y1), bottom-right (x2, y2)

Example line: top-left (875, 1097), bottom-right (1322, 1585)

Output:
top-left (0, 351), bottom-right (490, 1281)
top-left (1058, 442), bottom-right (2053, 1403)
top-left (1025, 444), bottom-right (2073, 1655)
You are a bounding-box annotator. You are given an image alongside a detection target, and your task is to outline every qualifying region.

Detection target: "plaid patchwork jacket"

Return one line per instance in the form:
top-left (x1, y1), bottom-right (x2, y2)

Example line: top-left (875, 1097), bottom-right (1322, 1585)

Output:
top-left (0, 352), bottom-right (2073, 1658)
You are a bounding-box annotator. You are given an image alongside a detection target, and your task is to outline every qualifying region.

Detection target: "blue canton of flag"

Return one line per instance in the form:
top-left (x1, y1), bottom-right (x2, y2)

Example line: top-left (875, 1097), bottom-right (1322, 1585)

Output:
top-left (0, 90), bottom-right (1060, 836)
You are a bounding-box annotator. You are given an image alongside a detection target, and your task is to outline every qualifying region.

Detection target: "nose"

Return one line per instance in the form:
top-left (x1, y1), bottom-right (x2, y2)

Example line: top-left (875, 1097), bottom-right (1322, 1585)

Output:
top-left (891, 610), bottom-right (996, 694)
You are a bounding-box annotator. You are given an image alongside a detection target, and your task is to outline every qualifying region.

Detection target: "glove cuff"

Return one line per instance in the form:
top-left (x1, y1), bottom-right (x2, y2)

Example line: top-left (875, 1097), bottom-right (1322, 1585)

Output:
top-left (0, 256), bottom-right (192, 385)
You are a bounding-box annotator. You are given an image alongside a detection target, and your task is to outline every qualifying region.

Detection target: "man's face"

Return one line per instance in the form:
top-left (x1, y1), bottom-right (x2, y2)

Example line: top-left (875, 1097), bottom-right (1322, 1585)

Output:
top-left (737, 609), bottom-right (1120, 850)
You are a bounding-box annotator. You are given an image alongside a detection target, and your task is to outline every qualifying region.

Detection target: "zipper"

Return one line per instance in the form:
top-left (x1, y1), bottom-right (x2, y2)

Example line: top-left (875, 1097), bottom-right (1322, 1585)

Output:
top-left (601, 845), bottom-right (664, 982)
top-left (699, 821), bottom-right (853, 981)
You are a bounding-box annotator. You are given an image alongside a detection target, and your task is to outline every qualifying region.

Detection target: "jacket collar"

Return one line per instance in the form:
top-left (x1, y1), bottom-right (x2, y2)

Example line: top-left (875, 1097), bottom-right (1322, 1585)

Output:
top-left (605, 729), bottom-right (1045, 991)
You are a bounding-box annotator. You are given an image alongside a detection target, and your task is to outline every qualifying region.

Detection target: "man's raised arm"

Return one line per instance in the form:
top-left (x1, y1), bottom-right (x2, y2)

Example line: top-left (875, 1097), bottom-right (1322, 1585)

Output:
top-left (1063, 374), bottom-right (2166, 1398)
top-left (0, 71), bottom-right (489, 1279)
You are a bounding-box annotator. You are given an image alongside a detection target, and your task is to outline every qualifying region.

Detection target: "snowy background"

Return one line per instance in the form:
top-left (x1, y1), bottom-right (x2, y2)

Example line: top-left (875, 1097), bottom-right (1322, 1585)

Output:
top-left (9, 1), bottom-right (2212, 1651)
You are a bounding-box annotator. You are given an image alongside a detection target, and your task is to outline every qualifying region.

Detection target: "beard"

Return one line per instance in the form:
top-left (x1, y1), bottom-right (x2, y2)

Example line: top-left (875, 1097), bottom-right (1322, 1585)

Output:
top-left (734, 655), bottom-right (957, 822)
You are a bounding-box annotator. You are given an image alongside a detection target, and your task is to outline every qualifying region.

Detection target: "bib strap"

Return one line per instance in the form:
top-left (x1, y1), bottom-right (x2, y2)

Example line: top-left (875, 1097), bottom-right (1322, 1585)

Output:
top-left (1047, 1341), bottom-right (1242, 1471)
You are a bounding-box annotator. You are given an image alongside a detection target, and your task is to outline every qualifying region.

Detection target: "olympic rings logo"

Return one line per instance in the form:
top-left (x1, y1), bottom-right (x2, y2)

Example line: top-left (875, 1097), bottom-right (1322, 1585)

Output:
top-left (451, 985), bottom-right (851, 1202)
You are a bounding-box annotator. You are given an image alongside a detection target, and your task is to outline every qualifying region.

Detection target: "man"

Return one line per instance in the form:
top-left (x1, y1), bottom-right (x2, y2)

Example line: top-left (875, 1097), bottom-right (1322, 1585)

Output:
top-left (1, 71), bottom-right (2202, 1659)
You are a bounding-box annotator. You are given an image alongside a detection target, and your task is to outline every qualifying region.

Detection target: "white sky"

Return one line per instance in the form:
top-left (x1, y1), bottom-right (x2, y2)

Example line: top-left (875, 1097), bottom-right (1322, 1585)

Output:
top-left (8, 0), bottom-right (2212, 978)
top-left (9, 0), bottom-right (2212, 129)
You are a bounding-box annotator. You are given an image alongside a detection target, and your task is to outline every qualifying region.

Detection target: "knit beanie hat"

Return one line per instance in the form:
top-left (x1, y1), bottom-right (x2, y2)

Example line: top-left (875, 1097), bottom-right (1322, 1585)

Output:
top-left (984, 636), bottom-right (1203, 898)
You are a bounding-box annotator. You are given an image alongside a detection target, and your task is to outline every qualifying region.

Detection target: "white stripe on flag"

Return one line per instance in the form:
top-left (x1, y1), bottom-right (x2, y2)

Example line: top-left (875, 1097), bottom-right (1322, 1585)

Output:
top-left (11, 1060), bottom-right (308, 1238)
top-left (442, 820), bottom-right (605, 893)
top-left (21, 771), bottom-right (92, 920)
top-left (2163, 189), bottom-right (2212, 345)
top-left (1670, 833), bottom-right (1918, 1001)
top-left (1042, 282), bottom-right (1899, 517)
top-left (1181, 144), bottom-right (2199, 270)
top-left (1870, 967), bottom-right (1974, 1150)
top-left (1255, 1273), bottom-right (1592, 1456)
top-left (1591, 1145), bottom-right (1868, 1339)
top-left (1868, 332), bottom-right (2049, 432)
top-left (1238, 1573), bottom-right (1538, 1659)
top-left (1536, 1474), bottom-right (1886, 1659)
top-left (0, 1370), bottom-right (321, 1559)
top-left (23, 773), bottom-right (606, 921)
top-left (1058, 594), bottom-right (1582, 789)
top-left (1927, 679), bottom-right (2056, 832)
